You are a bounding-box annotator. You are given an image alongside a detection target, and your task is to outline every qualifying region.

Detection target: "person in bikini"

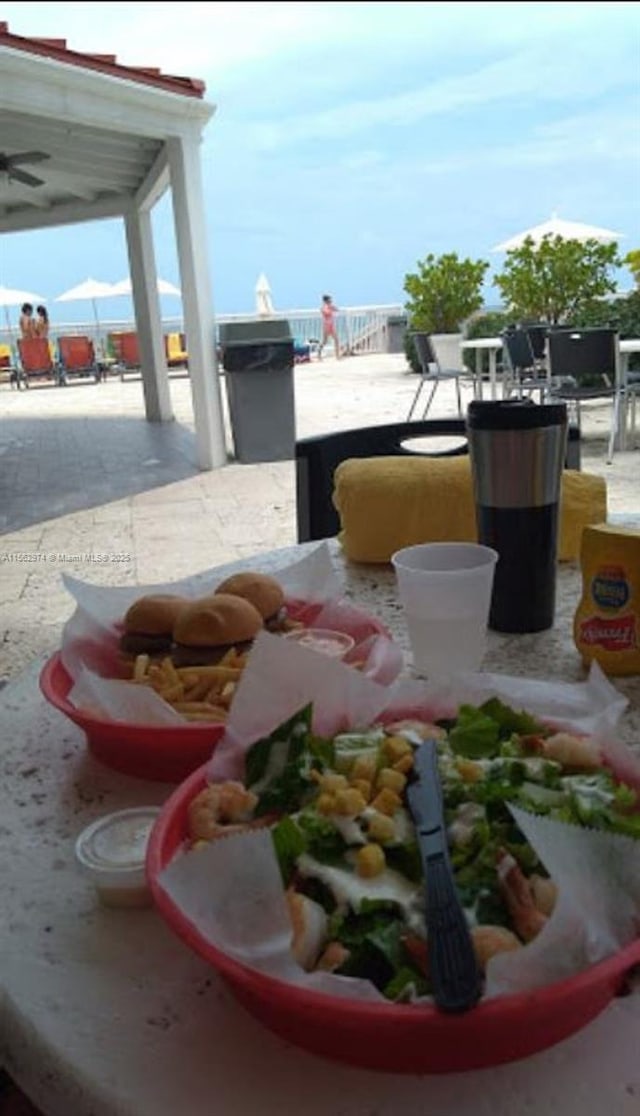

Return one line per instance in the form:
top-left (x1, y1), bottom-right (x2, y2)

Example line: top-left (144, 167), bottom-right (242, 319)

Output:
top-left (19, 302), bottom-right (35, 338)
top-left (319, 294), bottom-right (341, 359)
top-left (34, 305), bottom-right (49, 338)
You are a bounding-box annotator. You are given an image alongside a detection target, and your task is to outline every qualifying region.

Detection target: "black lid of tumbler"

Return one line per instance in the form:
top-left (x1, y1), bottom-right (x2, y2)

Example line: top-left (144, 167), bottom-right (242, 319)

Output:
top-left (466, 399), bottom-right (567, 431)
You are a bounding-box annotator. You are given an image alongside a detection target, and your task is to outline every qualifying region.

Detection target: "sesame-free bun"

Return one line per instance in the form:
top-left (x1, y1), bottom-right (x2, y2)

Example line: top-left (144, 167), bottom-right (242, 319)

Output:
top-left (173, 593), bottom-right (263, 648)
top-left (124, 594), bottom-right (189, 636)
top-left (215, 571), bottom-right (285, 620)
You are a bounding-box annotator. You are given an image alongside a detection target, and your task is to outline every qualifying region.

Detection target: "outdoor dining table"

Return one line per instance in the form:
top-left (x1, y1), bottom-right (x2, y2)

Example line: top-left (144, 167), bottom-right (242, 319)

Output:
top-left (1, 538), bottom-right (640, 1116)
top-left (460, 335), bottom-right (640, 405)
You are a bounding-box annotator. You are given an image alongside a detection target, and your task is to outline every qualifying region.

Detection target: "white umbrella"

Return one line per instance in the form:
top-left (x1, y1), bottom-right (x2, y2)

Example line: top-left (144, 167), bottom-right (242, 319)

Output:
top-left (0, 285), bottom-right (46, 338)
top-left (255, 273), bottom-right (275, 317)
top-left (110, 277), bottom-right (182, 297)
top-left (54, 277), bottom-right (115, 346)
top-left (492, 214), bottom-right (624, 252)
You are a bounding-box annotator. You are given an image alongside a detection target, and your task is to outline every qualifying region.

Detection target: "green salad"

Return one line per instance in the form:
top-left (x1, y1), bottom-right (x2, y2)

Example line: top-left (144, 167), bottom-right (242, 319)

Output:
top-left (187, 699), bottom-right (640, 1002)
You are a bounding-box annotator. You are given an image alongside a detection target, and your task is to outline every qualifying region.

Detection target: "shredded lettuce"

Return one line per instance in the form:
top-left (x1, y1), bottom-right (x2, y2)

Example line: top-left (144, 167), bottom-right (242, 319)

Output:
top-left (245, 704), bottom-right (317, 816)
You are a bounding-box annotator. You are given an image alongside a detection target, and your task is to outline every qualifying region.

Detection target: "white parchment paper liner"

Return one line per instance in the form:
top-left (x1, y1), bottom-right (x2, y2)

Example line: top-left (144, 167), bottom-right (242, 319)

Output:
top-left (58, 542), bottom-right (402, 724)
top-left (157, 641), bottom-right (640, 1004)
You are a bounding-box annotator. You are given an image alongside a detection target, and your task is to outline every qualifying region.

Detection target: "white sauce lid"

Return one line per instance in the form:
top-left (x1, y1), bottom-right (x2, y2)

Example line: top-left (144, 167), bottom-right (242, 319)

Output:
top-left (283, 627), bottom-right (355, 658)
top-left (75, 807), bottom-right (160, 879)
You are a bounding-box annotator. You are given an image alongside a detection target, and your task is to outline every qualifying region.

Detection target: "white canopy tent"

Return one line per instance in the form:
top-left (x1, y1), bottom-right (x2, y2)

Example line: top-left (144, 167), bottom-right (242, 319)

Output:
top-left (0, 23), bottom-right (224, 469)
top-left (54, 277), bottom-right (116, 350)
top-left (111, 277), bottom-right (182, 297)
top-left (492, 215), bottom-right (624, 252)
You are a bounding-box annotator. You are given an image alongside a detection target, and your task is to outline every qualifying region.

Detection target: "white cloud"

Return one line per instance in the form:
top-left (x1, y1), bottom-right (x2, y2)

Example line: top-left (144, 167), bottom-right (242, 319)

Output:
top-left (246, 39), bottom-right (637, 148)
top-left (4, 1), bottom-right (637, 83)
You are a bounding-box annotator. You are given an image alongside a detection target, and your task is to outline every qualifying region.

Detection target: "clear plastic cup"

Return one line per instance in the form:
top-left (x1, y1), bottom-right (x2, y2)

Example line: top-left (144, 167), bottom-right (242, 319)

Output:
top-left (391, 542), bottom-right (498, 677)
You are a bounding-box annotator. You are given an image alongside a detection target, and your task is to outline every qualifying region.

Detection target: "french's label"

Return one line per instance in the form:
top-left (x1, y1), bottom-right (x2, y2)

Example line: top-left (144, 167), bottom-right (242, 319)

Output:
top-left (578, 614), bottom-right (637, 652)
top-left (591, 565), bottom-right (630, 611)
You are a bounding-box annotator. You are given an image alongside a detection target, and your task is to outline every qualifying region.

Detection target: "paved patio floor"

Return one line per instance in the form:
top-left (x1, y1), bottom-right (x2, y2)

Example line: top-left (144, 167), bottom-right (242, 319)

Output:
top-left (1, 353), bottom-right (638, 682)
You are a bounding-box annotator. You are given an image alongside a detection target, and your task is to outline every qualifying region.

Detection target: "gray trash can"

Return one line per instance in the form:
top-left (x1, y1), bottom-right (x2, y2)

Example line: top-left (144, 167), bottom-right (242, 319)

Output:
top-left (220, 320), bottom-right (296, 463)
top-left (386, 314), bottom-right (408, 353)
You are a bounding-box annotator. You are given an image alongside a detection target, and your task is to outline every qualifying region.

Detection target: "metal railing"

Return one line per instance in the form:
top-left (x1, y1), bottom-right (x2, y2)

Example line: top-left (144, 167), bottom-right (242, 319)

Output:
top-left (0, 303), bottom-right (405, 359)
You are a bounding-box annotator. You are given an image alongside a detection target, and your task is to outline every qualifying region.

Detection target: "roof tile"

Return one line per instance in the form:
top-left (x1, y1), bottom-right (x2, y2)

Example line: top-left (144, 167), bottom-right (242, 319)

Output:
top-left (0, 21), bottom-right (206, 98)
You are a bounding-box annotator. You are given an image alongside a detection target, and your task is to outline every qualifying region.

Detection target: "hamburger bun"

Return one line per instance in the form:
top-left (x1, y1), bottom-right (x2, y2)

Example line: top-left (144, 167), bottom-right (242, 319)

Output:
top-left (120, 593), bottom-right (189, 656)
top-left (215, 571), bottom-right (285, 621)
top-left (124, 594), bottom-right (188, 636)
top-left (172, 593), bottom-right (263, 665)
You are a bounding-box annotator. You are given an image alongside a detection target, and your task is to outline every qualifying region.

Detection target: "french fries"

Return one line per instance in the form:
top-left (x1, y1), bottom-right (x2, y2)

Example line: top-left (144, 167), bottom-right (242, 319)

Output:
top-left (127, 649), bottom-right (249, 723)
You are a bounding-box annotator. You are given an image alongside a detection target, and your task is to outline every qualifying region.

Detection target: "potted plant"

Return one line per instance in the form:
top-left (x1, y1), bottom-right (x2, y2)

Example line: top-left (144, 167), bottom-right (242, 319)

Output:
top-left (403, 251), bottom-right (489, 370)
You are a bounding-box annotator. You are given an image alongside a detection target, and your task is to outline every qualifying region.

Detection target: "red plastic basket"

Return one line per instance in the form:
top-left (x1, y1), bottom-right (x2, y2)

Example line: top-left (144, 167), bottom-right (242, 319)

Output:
top-left (40, 598), bottom-right (392, 784)
top-left (40, 652), bottom-right (224, 782)
top-left (147, 766), bottom-right (640, 1073)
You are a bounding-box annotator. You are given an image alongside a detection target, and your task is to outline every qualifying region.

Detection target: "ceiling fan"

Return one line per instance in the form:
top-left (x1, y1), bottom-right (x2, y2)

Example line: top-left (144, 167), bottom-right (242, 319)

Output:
top-left (0, 151), bottom-right (50, 187)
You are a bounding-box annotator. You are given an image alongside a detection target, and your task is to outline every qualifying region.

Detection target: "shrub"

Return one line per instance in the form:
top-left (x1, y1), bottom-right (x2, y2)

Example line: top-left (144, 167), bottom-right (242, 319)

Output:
top-left (494, 236), bottom-right (620, 323)
top-left (404, 252), bottom-right (489, 334)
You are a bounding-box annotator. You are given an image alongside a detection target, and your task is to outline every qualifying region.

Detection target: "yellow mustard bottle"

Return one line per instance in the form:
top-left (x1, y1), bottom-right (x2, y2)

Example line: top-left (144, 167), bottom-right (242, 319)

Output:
top-left (573, 523), bottom-right (640, 675)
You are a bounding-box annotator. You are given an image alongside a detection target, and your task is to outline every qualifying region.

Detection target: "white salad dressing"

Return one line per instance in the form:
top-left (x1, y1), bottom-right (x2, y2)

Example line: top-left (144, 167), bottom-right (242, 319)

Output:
top-left (75, 807), bottom-right (160, 908)
top-left (296, 853), bottom-right (425, 934)
top-left (248, 737), bottom-right (296, 796)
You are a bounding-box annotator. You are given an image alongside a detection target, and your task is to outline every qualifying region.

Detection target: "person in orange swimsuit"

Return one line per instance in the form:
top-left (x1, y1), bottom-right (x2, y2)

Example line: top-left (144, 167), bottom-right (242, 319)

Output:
top-left (319, 294), bottom-right (340, 359)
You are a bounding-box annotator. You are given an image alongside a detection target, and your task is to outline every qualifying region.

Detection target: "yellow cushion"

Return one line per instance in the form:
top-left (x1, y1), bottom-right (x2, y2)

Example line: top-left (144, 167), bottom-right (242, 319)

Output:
top-left (166, 332), bottom-right (187, 361)
top-left (332, 457), bottom-right (607, 564)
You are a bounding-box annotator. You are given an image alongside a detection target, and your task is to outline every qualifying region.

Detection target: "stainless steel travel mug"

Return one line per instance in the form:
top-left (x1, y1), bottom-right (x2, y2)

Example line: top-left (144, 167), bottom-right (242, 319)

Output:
top-left (466, 400), bottom-right (568, 633)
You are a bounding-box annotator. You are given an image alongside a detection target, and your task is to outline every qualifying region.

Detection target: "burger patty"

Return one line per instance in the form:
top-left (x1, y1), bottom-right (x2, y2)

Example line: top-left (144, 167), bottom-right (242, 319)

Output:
top-left (119, 631), bottom-right (174, 656)
top-left (171, 639), bottom-right (255, 667)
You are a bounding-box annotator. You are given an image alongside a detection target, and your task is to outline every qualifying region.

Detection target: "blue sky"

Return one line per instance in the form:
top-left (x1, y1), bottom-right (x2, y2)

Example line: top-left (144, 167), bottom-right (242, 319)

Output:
top-left (1, 1), bottom-right (639, 321)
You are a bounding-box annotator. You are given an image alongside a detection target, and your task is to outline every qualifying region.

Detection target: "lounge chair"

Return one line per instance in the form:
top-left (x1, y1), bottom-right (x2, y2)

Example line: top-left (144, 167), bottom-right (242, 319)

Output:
top-left (165, 332), bottom-right (188, 369)
top-left (17, 337), bottom-right (61, 386)
top-left (108, 331), bottom-right (141, 379)
top-left (57, 335), bottom-right (101, 383)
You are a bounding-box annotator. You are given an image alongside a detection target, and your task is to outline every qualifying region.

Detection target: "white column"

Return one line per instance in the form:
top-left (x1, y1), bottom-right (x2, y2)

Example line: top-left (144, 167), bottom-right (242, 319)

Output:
top-left (124, 209), bottom-right (173, 421)
top-left (167, 133), bottom-right (226, 470)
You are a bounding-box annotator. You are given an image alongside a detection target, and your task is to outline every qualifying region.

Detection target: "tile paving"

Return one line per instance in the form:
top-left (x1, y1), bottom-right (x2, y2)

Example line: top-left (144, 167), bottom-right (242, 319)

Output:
top-left (0, 353), bottom-right (638, 683)
top-left (0, 352), bottom-right (639, 1114)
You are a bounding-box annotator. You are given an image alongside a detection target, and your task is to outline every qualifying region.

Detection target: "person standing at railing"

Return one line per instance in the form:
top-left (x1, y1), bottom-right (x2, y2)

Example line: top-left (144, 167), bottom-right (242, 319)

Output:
top-left (319, 294), bottom-right (341, 359)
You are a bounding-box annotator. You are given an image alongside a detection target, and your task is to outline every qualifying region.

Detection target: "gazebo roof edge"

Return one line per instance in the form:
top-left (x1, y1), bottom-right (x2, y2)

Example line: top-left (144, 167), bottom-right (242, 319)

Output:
top-left (0, 20), bottom-right (207, 99)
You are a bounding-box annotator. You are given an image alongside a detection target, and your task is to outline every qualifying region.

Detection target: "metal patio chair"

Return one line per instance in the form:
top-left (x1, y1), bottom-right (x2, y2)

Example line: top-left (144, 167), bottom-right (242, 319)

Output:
top-left (406, 332), bottom-right (476, 421)
top-left (547, 327), bottom-right (623, 463)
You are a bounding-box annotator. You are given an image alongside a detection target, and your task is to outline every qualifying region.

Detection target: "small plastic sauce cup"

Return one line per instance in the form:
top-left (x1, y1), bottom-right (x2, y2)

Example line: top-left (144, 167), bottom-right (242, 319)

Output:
top-left (283, 627), bottom-right (355, 660)
top-left (75, 806), bottom-right (160, 908)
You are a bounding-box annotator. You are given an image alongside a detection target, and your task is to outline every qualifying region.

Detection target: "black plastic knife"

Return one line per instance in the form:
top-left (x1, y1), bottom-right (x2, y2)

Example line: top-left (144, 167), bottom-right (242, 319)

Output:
top-left (406, 739), bottom-right (483, 1013)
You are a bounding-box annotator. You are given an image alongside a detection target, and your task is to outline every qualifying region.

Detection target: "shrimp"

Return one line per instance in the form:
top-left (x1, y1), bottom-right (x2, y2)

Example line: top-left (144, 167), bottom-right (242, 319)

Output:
top-left (187, 781), bottom-right (258, 841)
top-left (470, 925), bottom-right (521, 970)
top-left (286, 891), bottom-right (328, 971)
top-left (525, 731), bottom-right (602, 771)
top-left (496, 850), bottom-right (547, 943)
top-left (316, 941), bottom-right (351, 973)
top-left (530, 874), bottom-right (558, 917)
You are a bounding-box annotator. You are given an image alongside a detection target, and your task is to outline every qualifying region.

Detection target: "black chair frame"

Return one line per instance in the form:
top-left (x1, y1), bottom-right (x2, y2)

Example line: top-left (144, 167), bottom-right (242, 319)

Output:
top-left (296, 420), bottom-right (468, 542)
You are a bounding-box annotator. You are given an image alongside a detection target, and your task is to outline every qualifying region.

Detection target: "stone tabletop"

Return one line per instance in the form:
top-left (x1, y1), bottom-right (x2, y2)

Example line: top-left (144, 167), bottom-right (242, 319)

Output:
top-left (1, 542), bottom-right (639, 1116)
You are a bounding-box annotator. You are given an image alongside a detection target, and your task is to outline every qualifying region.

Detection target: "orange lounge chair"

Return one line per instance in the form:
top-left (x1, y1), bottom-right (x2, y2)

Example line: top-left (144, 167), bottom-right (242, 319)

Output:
top-left (109, 331), bottom-right (141, 377)
top-left (17, 337), bottom-right (60, 385)
top-left (57, 335), bottom-right (101, 382)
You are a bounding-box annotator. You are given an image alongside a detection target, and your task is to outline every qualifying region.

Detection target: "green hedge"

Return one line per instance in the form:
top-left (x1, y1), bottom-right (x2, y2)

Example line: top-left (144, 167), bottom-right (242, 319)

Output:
top-left (402, 293), bottom-right (640, 376)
